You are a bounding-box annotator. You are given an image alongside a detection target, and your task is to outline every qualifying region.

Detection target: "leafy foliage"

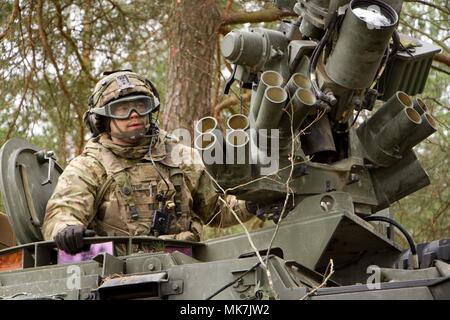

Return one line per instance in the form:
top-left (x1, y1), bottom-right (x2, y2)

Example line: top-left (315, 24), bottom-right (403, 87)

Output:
top-left (392, 1), bottom-right (449, 242)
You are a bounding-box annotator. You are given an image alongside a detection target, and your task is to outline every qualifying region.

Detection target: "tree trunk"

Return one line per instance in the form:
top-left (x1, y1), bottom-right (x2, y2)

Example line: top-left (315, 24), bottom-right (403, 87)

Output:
top-left (163, 0), bottom-right (221, 134)
top-left (74, 0), bottom-right (94, 155)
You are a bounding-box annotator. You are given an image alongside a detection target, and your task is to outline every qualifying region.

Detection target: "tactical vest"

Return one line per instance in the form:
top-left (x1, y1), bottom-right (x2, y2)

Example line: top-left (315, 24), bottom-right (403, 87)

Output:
top-left (82, 139), bottom-right (202, 240)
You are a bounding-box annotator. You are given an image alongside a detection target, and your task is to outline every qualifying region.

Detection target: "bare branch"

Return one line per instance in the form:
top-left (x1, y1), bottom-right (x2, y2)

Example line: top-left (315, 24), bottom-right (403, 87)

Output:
top-left (221, 8), bottom-right (296, 26)
top-left (0, 0), bottom-right (20, 41)
top-left (403, 12), bottom-right (450, 31)
top-left (400, 17), bottom-right (449, 53)
top-left (218, 25), bottom-right (231, 35)
top-left (403, 0), bottom-right (450, 15)
top-left (217, 196), bottom-right (268, 268)
top-left (206, 170), bottom-right (277, 298)
top-left (431, 64), bottom-right (450, 76)
top-left (226, 0), bottom-right (233, 11)
top-left (413, 201), bottom-right (450, 238)
top-left (52, 0), bottom-right (95, 82)
top-left (434, 53), bottom-right (450, 68)
top-left (1, 72), bottom-right (33, 144)
top-left (37, 0), bottom-right (73, 103)
top-left (213, 92), bottom-right (251, 119)
top-left (300, 259), bottom-right (335, 299)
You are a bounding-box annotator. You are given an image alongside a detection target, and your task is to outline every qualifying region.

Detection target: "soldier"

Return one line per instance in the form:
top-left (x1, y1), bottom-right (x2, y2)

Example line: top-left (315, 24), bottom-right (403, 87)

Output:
top-left (42, 70), bottom-right (255, 254)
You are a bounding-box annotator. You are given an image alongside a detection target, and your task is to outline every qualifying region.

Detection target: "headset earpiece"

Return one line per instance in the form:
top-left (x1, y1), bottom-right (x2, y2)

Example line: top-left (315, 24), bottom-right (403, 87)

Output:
top-left (83, 111), bottom-right (97, 137)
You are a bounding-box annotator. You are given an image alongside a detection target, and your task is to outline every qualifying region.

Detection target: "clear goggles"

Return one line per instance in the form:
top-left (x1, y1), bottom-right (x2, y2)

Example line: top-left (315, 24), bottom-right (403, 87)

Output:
top-left (92, 95), bottom-right (159, 119)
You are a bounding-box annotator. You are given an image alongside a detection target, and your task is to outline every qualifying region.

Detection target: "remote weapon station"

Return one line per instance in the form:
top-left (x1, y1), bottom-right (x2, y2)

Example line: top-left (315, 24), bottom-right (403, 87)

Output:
top-left (0, 0), bottom-right (448, 300)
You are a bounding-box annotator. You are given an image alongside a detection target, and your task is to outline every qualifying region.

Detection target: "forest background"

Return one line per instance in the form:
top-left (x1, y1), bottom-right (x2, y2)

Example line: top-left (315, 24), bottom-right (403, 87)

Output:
top-left (0, 0), bottom-right (448, 243)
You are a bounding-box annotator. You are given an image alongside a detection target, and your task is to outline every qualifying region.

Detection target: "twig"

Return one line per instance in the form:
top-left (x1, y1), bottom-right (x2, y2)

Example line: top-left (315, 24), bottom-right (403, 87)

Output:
top-left (203, 106), bottom-right (324, 298)
top-left (214, 92), bottom-right (252, 119)
top-left (431, 64), bottom-right (450, 76)
top-left (37, 0), bottom-right (74, 103)
top-left (0, 0), bottom-right (20, 41)
top-left (2, 71), bottom-right (33, 144)
top-left (204, 170), bottom-right (277, 297)
top-left (300, 259), bottom-right (335, 300)
top-left (403, 0), bottom-right (450, 15)
top-left (295, 109), bottom-right (326, 141)
top-left (52, 0), bottom-right (96, 82)
top-left (217, 196), bottom-right (267, 270)
top-left (400, 17), bottom-right (449, 53)
top-left (264, 106), bottom-right (298, 268)
top-left (221, 8), bottom-right (297, 26)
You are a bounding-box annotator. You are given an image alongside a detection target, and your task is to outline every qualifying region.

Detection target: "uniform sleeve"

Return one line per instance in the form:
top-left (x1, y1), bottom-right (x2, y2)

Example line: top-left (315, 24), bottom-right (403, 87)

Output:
top-left (182, 162), bottom-right (254, 228)
top-left (41, 155), bottom-right (106, 240)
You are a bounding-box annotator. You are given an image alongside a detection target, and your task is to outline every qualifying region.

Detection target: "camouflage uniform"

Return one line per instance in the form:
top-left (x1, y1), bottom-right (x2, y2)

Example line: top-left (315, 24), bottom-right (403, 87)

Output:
top-left (42, 130), bottom-right (253, 246)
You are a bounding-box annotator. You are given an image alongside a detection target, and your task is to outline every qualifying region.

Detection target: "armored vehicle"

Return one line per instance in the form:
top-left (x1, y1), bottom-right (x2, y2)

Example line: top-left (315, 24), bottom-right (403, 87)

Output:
top-left (0, 0), bottom-right (448, 300)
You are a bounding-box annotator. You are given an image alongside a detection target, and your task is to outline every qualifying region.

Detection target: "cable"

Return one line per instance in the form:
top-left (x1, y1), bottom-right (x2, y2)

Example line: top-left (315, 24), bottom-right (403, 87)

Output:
top-left (350, 109), bottom-right (361, 128)
top-left (205, 260), bottom-right (262, 300)
top-left (390, 30), bottom-right (400, 60)
top-left (364, 216), bottom-right (419, 269)
top-left (147, 131), bottom-right (170, 200)
top-left (308, 28), bottom-right (332, 105)
top-left (308, 14), bottom-right (339, 108)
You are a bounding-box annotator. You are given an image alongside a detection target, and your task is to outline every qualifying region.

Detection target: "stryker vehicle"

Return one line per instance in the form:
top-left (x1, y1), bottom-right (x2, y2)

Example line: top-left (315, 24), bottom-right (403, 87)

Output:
top-left (0, 0), bottom-right (448, 300)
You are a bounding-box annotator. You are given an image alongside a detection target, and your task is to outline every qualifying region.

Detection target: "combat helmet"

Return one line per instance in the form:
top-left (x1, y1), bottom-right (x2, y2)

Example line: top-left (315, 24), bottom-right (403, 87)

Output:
top-left (84, 70), bottom-right (160, 137)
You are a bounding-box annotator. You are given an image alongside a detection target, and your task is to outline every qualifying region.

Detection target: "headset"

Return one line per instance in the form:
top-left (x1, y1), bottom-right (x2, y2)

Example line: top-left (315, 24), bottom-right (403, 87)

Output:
top-left (84, 70), bottom-right (161, 137)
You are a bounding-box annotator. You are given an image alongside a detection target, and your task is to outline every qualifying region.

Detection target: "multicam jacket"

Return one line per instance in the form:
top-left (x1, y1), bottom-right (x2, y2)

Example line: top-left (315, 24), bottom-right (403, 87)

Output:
top-left (42, 131), bottom-right (253, 244)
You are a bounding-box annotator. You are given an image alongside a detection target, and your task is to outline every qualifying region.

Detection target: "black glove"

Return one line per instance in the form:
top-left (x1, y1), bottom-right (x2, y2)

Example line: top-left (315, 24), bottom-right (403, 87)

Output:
top-left (245, 200), bottom-right (294, 223)
top-left (245, 201), bottom-right (259, 215)
top-left (54, 225), bottom-right (95, 254)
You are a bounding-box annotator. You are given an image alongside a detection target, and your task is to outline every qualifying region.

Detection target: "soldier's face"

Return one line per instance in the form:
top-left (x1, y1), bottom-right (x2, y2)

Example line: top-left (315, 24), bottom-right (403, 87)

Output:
top-left (109, 111), bottom-right (149, 145)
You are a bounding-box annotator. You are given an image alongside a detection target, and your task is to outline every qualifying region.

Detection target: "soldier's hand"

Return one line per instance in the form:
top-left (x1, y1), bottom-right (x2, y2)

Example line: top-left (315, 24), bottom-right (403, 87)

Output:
top-left (54, 225), bottom-right (89, 255)
top-left (158, 231), bottom-right (199, 242)
top-left (245, 201), bottom-right (259, 216)
top-left (245, 200), bottom-right (293, 223)
top-left (245, 201), bottom-right (270, 219)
